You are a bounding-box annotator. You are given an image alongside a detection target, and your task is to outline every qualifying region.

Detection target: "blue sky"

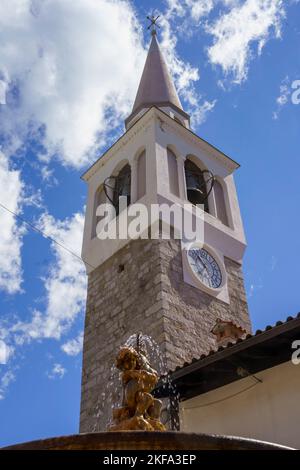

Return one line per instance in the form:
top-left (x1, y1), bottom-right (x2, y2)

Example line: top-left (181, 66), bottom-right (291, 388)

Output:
top-left (0, 0), bottom-right (299, 447)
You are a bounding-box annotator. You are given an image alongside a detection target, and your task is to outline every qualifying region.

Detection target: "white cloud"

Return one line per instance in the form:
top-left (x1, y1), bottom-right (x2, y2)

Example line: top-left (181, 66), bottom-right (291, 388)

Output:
top-left (0, 79), bottom-right (7, 105)
top-left (165, 0), bottom-right (186, 17)
top-left (0, 370), bottom-right (15, 400)
top-left (40, 166), bottom-right (58, 186)
top-left (183, 90), bottom-right (217, 125)
top-left (61, 331), bottom-right (83, 356)
top-left (47, 363), bottom-right (66, 380)
top-left (0, 211), bottom-right (85, 397)
top-left (13, 211), bottom-right (86, 341)
top-left (273, 76), bottom-right (291, 120)
top-left (160, 11), bottom-right (216, 124)
top-left (186, 0), bottom-right (215, 22)
top-left (207, 0), bottom-right (285, 83)
top-left (160, 14), bottom-right (199, 91)
top-left (0, 151), bottom-right (24, 294)
top-left (0, 0), bottom-right (210, 167)
top-left (165, 1), bottom-right (287, 85)
top-left (166, 0), bottom-right (214, 22)
top-left (0, 0), bottom-right (146, 168)
top-left (0, 339), bottom-right (13, 364)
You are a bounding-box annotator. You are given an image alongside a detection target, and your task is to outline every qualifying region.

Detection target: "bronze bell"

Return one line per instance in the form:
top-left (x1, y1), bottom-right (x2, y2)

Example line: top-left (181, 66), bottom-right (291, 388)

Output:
top-left (103, 164), bottom-right (131, 215)
top-left (185, 160), bottom-right (214, 210)
top-left (186, 171), bottom-right (207, 206)
top-left (186, 179), bottom-right (205, 192)
top-left (113, 165), bottom-right (131, 214)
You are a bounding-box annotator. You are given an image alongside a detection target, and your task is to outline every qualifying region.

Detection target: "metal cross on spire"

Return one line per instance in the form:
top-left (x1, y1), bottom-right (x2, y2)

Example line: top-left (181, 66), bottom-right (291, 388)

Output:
top-left (147, 13), bottom-right (160, 35)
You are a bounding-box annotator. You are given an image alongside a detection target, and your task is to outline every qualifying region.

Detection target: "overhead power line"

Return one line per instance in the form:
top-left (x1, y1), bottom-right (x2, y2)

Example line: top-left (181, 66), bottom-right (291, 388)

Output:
top-left (0, 202), bottom-right (96, 270)
top-left (182, 382), bottom-right (260, 410)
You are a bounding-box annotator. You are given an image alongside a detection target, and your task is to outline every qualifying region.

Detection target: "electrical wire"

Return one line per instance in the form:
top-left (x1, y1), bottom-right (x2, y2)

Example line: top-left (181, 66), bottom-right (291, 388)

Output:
top-left (0, 202), bottom-right (262, 409)
top-left (0, 202), bottom-right (96, 270)
top-left (182, 381), bottom-right (260, 410)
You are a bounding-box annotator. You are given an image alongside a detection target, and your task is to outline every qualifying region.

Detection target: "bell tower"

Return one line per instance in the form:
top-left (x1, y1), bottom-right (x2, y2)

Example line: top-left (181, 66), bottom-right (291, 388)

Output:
top-left (79, 26), bottom-right (251, 432)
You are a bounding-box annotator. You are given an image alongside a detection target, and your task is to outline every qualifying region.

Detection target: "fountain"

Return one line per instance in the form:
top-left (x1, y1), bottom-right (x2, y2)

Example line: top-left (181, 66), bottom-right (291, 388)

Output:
top-left (107, 334), bottom-right (165, 431)
top-left (1, 334), bottom-right (294, 450)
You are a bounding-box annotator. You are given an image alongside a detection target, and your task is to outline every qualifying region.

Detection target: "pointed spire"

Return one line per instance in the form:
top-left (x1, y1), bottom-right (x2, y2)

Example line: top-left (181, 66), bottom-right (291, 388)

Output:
top-left (126, 29), bottom-right (185, 125)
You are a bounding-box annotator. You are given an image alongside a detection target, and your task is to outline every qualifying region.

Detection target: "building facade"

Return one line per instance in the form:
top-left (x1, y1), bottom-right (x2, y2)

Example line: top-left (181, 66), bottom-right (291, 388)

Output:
top-left (173, 315), bottom-right (300, 449)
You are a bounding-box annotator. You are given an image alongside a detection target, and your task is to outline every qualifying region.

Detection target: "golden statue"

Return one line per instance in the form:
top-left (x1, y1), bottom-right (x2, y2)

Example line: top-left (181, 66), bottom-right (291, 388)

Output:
top-left (108, 344), bottom-right (165, 431)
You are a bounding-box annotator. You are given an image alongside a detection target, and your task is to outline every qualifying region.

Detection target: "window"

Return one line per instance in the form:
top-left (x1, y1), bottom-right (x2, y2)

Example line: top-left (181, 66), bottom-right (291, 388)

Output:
top-left (167, 148), bottom-right (179, 197)
top-left (112, 164), bottom-right (131, 216)
top-left (137, 150), bottom-right (146, 200)
top-left (214, 180), bottom-right (229, 226)
top-left (185, 159), bottom-right (209, 213)
top-left (92, 186), bottom-right (106, 238)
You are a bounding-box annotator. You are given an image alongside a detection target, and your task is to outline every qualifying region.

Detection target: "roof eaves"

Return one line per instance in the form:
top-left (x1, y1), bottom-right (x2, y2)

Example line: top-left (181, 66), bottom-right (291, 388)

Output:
top-left (170, 313), bottom-right (300, 380)
top-left (81, 105), bottom-right (241, 181)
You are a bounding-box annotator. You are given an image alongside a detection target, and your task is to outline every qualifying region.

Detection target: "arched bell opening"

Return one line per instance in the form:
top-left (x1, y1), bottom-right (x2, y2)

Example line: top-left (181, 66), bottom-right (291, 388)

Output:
top-left (92, 185), bottom-right (107, 239)
top-left (214, 179), bottom-right (229, 227)
top-left (104, 163), bottom-right (131, 217)
top-left (136, 150), bottom-right (146, 200)
top-left (184, 159), bottom-right (214, 213)
top-left (167, 147), bottom-right (179, 197)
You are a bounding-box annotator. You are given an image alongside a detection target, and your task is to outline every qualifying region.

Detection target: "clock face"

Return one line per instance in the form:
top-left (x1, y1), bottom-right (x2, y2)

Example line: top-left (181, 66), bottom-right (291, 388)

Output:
top-left (187, 247), bottom-right (222, 289)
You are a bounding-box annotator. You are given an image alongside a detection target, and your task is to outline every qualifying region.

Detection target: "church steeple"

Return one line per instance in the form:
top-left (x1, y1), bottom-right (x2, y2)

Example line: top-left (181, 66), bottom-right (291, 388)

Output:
top-left (80, 18), bottom-right (250, 433)
top-left (125, 28), bottom-right (189, 128)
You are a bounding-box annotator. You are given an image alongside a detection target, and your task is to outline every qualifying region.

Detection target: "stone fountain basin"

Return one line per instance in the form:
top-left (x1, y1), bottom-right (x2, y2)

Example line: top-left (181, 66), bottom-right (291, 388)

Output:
top-left (2, 432), bottom-right (294, 450)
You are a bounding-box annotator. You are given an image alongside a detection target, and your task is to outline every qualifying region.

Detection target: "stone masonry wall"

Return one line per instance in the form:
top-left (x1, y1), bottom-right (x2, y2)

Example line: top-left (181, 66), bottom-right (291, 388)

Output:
top-left (79, 238), bottom-right (251, 432)
top-left (158, 240), bottom-right (251, 371)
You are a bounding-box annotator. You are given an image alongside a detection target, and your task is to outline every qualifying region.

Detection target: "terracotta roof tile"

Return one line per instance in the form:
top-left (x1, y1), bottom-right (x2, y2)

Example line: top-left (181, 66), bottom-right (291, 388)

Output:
top-left (168, 313), bottom-right (300, 374)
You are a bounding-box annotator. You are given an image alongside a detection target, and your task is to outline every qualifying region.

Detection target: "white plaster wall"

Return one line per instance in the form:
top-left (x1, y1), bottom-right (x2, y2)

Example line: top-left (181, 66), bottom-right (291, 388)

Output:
top-left (153, 109), bottom-right (247, 262)
top-left (82, 107), bottom-right (246, 272)
top-left (180, 361), bottom-right (300, 449)
top-left (81, 113), bottom-right (158, 272)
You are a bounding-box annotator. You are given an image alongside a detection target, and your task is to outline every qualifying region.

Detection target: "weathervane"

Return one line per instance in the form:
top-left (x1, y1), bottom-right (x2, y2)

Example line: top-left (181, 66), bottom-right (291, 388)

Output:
top-left (147, 12), bottom-right (160, 35)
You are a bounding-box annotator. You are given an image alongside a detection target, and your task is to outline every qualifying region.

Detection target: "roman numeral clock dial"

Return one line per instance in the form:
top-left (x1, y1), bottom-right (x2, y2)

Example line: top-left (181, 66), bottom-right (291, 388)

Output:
top-left (187, 247), bottom-right (223, 290)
